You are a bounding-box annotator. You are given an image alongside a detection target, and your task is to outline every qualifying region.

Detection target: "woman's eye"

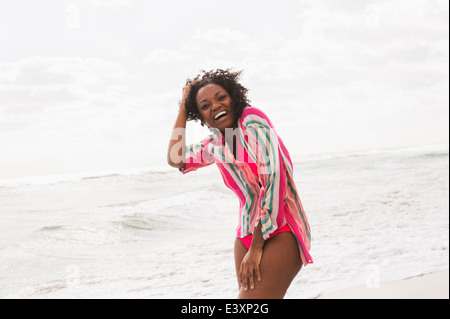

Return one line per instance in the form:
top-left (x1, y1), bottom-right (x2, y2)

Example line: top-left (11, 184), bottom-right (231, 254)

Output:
top-left (218, 95), bottom-right (226, 101)
top-left (202, 104), bottom-right (209, 110)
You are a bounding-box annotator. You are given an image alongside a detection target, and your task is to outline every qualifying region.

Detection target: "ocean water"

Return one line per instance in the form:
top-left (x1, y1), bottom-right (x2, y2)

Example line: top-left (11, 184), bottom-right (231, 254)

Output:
top-left (0, 144), bottom-right (448, 299)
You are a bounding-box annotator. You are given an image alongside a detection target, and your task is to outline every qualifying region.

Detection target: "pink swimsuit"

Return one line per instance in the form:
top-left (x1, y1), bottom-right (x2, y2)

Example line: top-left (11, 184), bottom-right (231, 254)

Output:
top-left (239, 224), bottom-right (292, 250)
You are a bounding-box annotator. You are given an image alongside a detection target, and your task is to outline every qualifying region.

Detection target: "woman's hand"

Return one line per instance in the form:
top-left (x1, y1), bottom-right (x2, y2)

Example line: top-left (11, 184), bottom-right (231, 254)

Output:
top-left (180, 79), bottom-right (201, 111)
top-left (239, 247), bottom-right (263, 291)
top-left (239, 222), bottom-right (265, 291)
top-left (168, 81), bottom-right (199, 169)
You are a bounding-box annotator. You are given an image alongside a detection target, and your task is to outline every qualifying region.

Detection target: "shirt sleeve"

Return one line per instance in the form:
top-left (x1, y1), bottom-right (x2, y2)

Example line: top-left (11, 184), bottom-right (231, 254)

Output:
top-left (245, 121), bottom-right (282, 239)
top-left (179, 135), bottom-right (215, 174)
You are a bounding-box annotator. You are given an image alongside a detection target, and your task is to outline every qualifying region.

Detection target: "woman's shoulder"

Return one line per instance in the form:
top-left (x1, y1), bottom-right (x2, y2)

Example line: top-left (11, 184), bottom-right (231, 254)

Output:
top-left (241, 106), bottom-right (267, 118)
top-left (240, 106), bottom-right (273, 129)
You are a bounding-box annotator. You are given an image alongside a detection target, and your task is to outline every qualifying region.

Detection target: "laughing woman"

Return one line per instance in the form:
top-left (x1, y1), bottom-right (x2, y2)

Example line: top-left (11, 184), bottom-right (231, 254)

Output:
top-left (167, 69), bottom-right (312, 299)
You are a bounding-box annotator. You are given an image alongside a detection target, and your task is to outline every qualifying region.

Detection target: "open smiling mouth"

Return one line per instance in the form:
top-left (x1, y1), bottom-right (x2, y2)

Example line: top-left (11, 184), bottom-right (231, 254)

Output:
top-left (214, 111), bottom-right (228, 121)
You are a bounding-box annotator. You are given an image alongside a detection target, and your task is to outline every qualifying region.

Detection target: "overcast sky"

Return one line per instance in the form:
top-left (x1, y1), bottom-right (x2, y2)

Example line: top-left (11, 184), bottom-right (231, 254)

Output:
top-left (0, 0), bottom-right (448, 179)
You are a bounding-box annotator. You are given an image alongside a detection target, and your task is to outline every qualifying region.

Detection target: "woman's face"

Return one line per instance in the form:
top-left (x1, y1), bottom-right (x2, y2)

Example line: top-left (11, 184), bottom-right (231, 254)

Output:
top-left (196, 83), bottom-right (236, 133)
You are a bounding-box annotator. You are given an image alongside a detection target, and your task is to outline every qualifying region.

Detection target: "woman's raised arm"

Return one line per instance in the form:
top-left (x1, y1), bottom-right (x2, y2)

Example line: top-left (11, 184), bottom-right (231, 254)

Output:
top-left (167, 106), bottom-right (187, 170)
top-left (167, 82), bottom-right (198, 169)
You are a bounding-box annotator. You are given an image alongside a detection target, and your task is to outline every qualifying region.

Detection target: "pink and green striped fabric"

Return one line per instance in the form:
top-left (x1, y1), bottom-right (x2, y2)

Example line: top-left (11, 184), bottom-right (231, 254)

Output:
top-left (181, 107), bottom-right (313, 265)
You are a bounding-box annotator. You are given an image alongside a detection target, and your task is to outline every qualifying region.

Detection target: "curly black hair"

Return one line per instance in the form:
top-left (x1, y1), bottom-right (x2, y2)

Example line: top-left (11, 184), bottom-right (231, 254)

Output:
top-left (183, 69), bottom-right (251, 127)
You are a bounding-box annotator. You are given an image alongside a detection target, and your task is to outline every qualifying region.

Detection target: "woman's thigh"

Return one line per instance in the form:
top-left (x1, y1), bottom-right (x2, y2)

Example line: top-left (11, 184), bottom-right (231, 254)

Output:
top-left (233, 232), bottom-right (302, 299)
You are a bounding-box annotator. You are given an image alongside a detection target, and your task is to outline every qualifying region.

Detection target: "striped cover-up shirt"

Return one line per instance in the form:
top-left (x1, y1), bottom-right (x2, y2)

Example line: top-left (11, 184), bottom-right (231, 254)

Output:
top-left (181, 106), bottom-right (313, 265)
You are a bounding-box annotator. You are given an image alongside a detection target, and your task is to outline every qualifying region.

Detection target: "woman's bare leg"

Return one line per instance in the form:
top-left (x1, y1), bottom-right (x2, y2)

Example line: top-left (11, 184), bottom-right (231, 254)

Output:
top-left (234, 232), bottom-right (302, 299)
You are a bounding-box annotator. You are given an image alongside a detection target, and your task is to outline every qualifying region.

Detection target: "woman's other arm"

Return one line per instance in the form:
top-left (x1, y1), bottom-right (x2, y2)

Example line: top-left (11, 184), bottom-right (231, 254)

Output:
top-left (167, 106), bottom-right (187, 170)
top-left (167, 82), bottom-right (197, 169)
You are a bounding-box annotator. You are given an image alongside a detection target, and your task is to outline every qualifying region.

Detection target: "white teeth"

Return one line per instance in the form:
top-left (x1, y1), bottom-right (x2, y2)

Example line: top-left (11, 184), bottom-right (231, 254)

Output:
top-left (214, 111), bottom-right (227, 120)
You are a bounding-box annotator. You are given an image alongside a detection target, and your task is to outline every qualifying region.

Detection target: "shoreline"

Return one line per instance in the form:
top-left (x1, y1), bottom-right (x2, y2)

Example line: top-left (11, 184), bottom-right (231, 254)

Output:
top-left (317, 270), bottom-right (449, 299)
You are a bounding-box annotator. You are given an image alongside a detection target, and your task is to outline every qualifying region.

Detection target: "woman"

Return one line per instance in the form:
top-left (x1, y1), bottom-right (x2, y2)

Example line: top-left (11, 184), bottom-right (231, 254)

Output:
top-left (167, 69), bottom-right (312, 299)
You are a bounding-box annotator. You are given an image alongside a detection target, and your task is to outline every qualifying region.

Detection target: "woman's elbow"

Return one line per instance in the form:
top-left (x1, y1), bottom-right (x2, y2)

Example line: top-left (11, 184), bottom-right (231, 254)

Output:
top-left (167, 158), bottom-right (185, 170)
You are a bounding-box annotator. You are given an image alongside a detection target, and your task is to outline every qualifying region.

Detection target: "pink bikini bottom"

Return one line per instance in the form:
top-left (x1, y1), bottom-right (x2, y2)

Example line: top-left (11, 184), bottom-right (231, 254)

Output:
top-left (239, 224), bottom-right (292, 250)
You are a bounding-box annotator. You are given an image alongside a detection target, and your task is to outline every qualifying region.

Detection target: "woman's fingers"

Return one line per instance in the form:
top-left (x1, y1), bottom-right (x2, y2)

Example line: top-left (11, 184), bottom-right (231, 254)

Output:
top-left (183, 79), bottom-right (201, 96)
top-left (248, 264), bottom-right (262, 290)
top-left (248, 267), bottom-right (255, 290)
top-left (180, 79), bottom-right (201, 109)
top-left (239, 248), bottom-right (264, 291)
top-left (239, 260), bottom-right (261, 291)
top-left (239, 262), bottom-right (247, 291)
top-left (255, 264), bottom-right (262, 283)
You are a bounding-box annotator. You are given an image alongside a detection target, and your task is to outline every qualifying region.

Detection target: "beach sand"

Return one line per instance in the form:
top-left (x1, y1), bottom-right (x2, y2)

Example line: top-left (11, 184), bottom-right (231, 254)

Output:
top-left (318, 270), bottom-right (449, 299)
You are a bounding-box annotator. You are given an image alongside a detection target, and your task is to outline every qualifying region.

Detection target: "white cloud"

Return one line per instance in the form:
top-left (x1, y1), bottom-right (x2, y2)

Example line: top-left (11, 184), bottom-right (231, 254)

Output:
top-left (189, 28), bottom-right (249, 46)
top-left (0, 57), bottom-right (129, 88)
top-left (85, 0), bottom-right (142, 8)
top-left (143, 49), bottom-right (190, 66)
top-left (0, 55), bottom-right (172, 177)
top-left (8, 57), bottom-right (151, 116)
